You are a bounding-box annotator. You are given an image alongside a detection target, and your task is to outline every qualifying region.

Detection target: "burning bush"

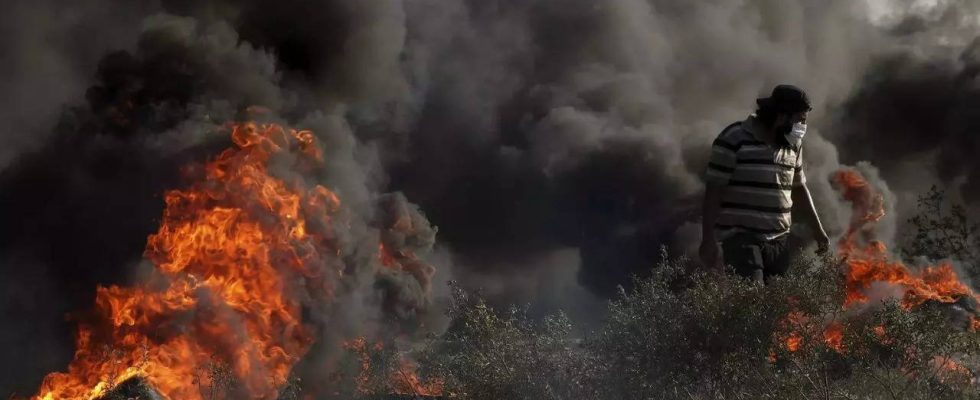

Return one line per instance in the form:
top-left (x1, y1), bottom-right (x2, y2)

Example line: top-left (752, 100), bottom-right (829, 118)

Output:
top-left (410, 251), bottom-right (978, 400)
top-left (590, 253), bottom-right (978, 399)
top-left (588, 253), bottom-right (842, 399)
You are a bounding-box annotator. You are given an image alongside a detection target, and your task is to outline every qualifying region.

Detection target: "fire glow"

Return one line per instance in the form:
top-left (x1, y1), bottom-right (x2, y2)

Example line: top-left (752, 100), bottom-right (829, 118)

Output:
top-left (32, 120), bottom-right (438, 399)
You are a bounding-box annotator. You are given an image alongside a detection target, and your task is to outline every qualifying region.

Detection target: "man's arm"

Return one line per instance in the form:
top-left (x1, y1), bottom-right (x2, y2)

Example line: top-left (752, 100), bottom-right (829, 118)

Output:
top-left (701, 127), bottom-right (737, 271)
top-left (792, 182), bottom-right (830, 252)
top-left (700, 182), bottom-right (725, 270)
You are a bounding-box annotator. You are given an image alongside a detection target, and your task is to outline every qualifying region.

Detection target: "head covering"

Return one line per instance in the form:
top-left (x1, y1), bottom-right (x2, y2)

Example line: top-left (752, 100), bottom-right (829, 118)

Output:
top-left (756, 84), bottom-right (812, 114)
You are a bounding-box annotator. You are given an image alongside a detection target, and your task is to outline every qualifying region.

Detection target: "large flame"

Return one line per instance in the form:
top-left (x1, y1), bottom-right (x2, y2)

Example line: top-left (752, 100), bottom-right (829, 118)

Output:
top-left (776, 169), bottom-right (978, 355)
top-left (832, 170), bottom-right (979, 310)
top-left (34, 121), bottom-right (372, 399)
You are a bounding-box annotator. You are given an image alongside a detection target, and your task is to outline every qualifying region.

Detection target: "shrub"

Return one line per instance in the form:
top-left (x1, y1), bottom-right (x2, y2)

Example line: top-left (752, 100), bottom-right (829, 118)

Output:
top-left (415, 251), bottom-right (979, 400)
top-left (903, 186), bottom-right (980, 283)
top-left (416, 283), bottom-right (597, 400)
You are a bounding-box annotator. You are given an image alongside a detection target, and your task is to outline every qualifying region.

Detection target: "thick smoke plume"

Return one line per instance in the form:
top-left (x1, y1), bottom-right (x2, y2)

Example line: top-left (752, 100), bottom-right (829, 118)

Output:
top-left (2, 0), bottom-right (979, 395)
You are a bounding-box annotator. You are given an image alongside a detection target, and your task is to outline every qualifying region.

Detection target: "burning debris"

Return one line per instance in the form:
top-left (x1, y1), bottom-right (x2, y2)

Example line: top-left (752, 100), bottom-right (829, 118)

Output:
top-left (31, 119), bottom-right (439, 399)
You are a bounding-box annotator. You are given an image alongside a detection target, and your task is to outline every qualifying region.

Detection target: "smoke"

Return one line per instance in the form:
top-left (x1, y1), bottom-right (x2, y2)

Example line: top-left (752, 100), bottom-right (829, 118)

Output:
top-left (0, 10), bottom-right (416, 395)
top-left (0, 1), bottom-right (160, 169)
top-left (386, 0), bottom-right (883, 296)
top-left (4, 0), bottom-right (980, 395)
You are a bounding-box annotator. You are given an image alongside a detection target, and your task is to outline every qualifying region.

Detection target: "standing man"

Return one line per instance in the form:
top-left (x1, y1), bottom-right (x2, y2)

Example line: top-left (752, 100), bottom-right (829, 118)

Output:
top-left (700, 85), bottom-right (830, 283)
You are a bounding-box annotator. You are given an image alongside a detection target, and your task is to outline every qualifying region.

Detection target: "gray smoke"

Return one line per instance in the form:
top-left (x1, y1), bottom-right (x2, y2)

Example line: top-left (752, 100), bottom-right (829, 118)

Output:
top-left (2, 0), bottom-right (979, 396)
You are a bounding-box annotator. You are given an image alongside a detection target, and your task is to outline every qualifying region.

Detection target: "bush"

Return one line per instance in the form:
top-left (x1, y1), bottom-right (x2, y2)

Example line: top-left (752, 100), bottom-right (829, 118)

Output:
top-left (903, 186), bottom-right (980, 283)
top-left (416, 283), bottom-right (596, 399)
top-left (414, 251), bottom-right (979, 400)
top-left (589, 252), bottom-right (845, 399)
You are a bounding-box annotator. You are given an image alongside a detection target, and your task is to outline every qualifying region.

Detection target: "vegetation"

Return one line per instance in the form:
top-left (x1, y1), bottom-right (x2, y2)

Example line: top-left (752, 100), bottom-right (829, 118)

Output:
top-left (413, 252), bottom-right (979, 400)
top-left (902, 186), bottom-right (980, 284)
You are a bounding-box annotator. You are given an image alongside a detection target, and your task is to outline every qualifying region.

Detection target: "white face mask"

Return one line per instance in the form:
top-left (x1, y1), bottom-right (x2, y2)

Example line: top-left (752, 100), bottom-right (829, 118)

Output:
top-left (785, 122), bottom-right (806, 147)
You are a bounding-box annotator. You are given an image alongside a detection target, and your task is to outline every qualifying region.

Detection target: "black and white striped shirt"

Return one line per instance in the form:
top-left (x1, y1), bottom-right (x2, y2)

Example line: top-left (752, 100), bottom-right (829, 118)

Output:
top-left (704, 115), bottom-right (805, 240)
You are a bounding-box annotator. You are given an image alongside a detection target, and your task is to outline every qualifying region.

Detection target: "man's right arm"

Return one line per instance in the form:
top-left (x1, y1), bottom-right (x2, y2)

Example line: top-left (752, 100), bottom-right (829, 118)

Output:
top-left (701, 132), bottom-right (737, 271)
top-left (700, 182), bottom-right (725, 271)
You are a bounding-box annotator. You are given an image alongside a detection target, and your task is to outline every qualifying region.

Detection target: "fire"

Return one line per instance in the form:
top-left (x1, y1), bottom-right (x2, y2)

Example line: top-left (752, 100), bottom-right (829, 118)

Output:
top-left (775, 313), bottom-right (842, 353)
top-left (343, 337), bottom-right (443, 397)
top-left (391, 358), bottom-right (444, 397)
top-left (931, 356), bottom-right (975, 384)
top-left (775, 310), bottom-right (806, 352)
top-left (822, 321), bottom-right (844, 352)
top-left (379, 243), bottom-right (398, 269)
top-left (774, 169), bottom-right (978, 357)
top-left (832, 170), bottom-right (979, 311)
top-left (873, 325), bottom-right (887, 340)
top-left (785, 334), bottom-right (802, 352)
top-left (32, 120), bottom-right (394, 399)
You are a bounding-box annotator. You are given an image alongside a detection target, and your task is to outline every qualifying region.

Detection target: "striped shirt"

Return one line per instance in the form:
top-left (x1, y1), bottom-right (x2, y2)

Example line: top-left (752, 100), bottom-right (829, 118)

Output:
top-left (704, 115), bottom-right (806, 241)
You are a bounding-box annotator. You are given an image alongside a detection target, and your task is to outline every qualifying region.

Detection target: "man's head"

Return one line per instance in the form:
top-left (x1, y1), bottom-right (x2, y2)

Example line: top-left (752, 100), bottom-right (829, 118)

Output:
top-left (755, 84), bottom-right (811, 138)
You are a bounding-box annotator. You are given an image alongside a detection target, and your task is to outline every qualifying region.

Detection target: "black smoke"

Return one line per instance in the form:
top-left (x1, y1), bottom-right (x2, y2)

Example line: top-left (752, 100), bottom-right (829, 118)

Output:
top-left (832, 39), bottom-right (980, 206)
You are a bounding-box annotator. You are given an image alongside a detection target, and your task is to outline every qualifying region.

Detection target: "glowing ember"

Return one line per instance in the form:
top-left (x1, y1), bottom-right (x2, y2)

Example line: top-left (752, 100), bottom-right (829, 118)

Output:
top-left (785, 334), bottom-right (803, 352)
top-left (32, 120), bottom-right (415, 399)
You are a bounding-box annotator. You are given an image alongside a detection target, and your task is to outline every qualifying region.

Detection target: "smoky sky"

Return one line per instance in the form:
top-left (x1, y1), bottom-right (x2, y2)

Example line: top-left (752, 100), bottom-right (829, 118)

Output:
top-left (2, 0), bottom-right (979, 396)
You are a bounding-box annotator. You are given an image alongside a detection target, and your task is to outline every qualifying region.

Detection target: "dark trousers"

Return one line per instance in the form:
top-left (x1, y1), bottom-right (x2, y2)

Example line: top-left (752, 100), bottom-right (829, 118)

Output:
top-left (721, 233), bottom-right (790, 284)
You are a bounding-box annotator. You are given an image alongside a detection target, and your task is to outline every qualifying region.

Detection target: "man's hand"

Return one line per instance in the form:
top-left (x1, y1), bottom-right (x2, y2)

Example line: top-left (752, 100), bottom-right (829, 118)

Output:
top-left (792, 183), bottom-right (831, 256)
top-left (699, 239), bottom-right (724, 272)
top-left (701, 183), bottom-right (725, 273)
top-left (815, 232), bottom-right (831, 256)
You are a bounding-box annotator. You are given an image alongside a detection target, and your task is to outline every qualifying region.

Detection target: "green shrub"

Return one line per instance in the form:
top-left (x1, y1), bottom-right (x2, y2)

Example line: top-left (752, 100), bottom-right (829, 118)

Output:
top-left (415, 251), bottom-right (979, 400)
top-left (415, 282), bottom-right (596, 399)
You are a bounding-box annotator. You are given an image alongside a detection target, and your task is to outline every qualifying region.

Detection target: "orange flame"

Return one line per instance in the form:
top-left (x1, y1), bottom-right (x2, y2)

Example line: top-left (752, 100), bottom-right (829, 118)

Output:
top-left (391, 362), bottom-right (444, 397)
top-left (931, 356), bottom-right (975, 384)
top-left (822, 321), bottom-right (844, 352)
top-left (35, 122), bottom-right (355, 399)
top-left (774, 170), bottom-right (978, 358)
top-left (343, 337), bottom-right (443, 397)
top-left (832, 170), bottom-right (979, 310)
top-left (785, 334), bottom-right (803, 352)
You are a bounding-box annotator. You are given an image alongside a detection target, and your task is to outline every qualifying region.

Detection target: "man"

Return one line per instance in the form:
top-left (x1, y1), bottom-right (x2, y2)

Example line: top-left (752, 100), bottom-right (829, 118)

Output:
top-left (700, 84), bottom-right (830, 283)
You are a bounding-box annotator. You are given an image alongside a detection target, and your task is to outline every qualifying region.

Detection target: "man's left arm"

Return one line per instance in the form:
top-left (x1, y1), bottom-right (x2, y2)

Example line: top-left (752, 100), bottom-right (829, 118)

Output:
top-left (791, 152), bottom-right (830, 253)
